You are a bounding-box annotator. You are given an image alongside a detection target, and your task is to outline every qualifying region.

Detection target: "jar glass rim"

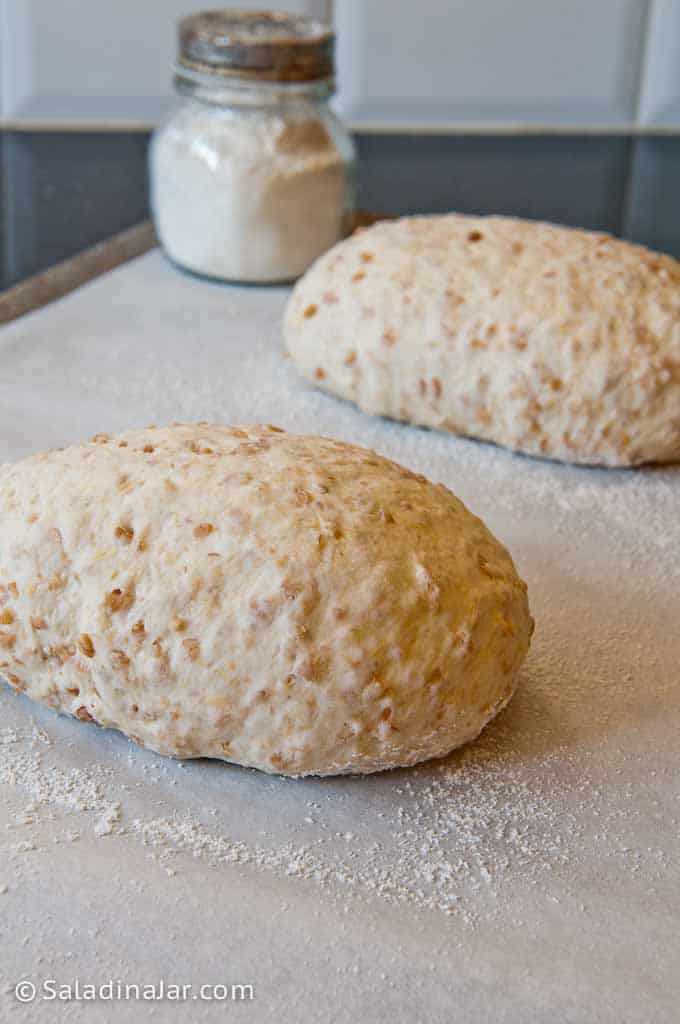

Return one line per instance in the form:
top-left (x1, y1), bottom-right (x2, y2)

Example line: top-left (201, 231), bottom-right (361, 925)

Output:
top-left (173, 64), bottom-right (335, 103)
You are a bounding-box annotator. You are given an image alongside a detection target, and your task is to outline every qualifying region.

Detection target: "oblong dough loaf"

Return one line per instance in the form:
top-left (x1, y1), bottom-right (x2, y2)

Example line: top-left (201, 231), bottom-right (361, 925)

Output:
top-left (0, 424), bottom-right (532, 776)
top-left (284, 214), bottom-right (680, 466)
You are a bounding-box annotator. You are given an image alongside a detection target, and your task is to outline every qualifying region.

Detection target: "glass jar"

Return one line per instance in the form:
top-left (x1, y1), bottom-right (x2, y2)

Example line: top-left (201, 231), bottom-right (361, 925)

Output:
top-left (150, 9), bottom-right (355, 284)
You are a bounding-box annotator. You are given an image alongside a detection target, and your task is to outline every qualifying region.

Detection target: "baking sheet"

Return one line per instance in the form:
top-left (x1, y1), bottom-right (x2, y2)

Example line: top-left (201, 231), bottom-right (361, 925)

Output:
top-left (0, 250), bottom-right (678, 1023)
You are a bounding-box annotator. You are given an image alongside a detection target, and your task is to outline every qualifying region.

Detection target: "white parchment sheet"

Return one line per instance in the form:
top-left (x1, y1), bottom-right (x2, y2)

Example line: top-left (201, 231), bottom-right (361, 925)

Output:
top-left (0, 252), bottom-right (678, 1023)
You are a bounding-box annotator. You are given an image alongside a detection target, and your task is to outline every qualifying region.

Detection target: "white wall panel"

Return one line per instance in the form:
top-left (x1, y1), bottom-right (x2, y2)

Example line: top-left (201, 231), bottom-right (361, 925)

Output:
top-left (0, 0), bottom-right (331, 125)
top-left (334, 0), bottom-right (651, 128)
top-left (637, 0), bottom-right (680, 124)
top-left (2, 0), bottom-right (677, 131)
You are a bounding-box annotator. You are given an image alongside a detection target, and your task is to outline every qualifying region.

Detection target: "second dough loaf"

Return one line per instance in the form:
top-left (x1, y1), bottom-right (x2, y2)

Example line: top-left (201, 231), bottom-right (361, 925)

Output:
top-left (284, 214), bottom-right (680, 466)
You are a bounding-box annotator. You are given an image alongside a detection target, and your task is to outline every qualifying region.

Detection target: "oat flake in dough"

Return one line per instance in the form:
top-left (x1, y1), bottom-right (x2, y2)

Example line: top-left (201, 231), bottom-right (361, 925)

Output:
top-left (284, 213), bottom-right (680, 466)
top-left (0, 424), bottom-right (532, 776)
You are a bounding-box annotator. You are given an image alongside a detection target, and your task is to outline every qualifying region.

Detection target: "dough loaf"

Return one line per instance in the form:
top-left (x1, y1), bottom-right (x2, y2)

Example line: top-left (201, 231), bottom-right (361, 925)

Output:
top-left (284, 214), bottom-right (680, 466)
top-left (0, 424), bottom-right (532, 776)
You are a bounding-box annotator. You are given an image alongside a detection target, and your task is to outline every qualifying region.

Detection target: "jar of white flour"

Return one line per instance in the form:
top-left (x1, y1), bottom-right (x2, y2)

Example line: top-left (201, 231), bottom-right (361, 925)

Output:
top-left (150, 9), bottom-right (355, 283)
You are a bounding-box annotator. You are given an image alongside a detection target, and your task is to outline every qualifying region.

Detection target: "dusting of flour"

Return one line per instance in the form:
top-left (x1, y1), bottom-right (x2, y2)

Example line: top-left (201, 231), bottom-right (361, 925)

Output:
top-left (0, 252), bottom-right (678, 938)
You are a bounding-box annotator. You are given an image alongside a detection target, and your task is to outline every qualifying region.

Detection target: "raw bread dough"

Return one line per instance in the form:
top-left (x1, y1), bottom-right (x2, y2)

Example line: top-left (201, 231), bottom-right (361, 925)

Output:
top-left (284, 214), bottom-right (680, 466)
top-left (0, 423), bottom-right (532, 776)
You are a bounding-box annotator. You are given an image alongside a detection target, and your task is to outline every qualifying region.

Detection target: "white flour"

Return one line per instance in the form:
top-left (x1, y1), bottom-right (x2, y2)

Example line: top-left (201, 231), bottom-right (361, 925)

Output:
top-left (150, 106), bottom-right (349, 283)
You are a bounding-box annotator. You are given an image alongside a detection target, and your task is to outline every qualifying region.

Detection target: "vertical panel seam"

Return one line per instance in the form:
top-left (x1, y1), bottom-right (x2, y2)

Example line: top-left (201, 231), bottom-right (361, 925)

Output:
top-left (619, 0), bottom-right (656, 240)
top-left (634, 0), bottom-right (657, 125)
top-left (617, 135), bottom-right (637, 240)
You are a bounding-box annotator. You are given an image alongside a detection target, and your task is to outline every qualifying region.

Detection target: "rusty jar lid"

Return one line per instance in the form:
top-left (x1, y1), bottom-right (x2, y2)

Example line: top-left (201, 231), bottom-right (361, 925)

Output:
top-left (177, 8), bottom-right (335, 82)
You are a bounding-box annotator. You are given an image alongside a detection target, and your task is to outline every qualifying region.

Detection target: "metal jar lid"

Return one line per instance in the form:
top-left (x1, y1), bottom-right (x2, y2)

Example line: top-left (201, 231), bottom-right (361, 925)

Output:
top-left (177, 8), bottom-right (335, 83)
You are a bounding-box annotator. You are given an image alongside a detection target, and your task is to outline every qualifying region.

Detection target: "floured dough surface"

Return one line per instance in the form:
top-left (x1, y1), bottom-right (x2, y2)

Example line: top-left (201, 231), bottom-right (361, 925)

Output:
top-left (284, 214), bottom-right (680, 466)
top-left (0, 423), bottom-right (532, 776)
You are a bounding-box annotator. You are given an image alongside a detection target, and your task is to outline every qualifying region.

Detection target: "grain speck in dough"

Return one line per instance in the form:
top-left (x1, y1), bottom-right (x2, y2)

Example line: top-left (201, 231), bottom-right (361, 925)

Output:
top-left (0, 423), bottom-right (532, 776)
top-left (284, 214), bottom-right (680, 467)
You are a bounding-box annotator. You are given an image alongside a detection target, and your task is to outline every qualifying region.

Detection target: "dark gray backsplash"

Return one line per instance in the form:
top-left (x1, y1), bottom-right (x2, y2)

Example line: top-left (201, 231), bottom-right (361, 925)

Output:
top-left (353, 134), bottom-right (632, 231)
top-left (622, 137), bottom-right (680, 256)
top-left (1, 132), bottom-right (149, 289)
top-left (1, 130), bottom-right (678, 290)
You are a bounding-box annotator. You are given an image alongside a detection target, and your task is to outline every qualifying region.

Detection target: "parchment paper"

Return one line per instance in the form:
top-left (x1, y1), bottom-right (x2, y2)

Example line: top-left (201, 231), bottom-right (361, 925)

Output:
top-left (0, 251), bottom-right (678, 1023)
